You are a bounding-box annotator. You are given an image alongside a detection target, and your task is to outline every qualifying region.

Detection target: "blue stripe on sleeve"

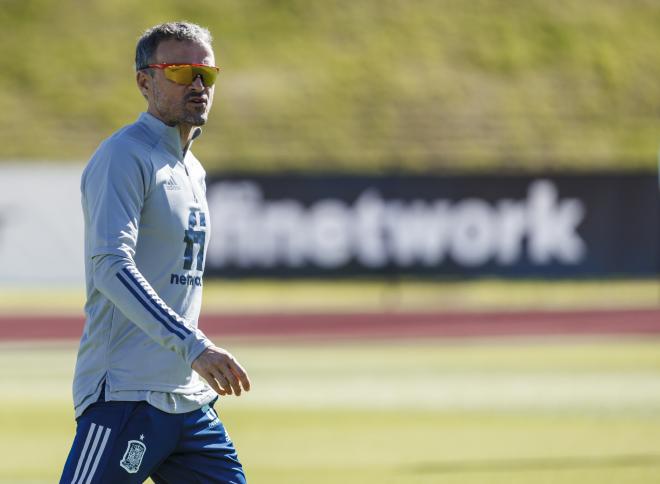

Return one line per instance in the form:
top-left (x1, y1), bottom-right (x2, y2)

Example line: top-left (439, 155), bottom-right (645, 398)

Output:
top-left (121, 267), bottom-right (193, 336)
top-left (116, 272), bottom-right (187, 340)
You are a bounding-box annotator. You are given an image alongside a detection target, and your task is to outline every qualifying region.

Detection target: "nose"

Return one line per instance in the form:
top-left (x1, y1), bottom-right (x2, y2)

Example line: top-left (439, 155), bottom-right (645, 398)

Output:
top-left (190, 74), bottom-right (205, 91)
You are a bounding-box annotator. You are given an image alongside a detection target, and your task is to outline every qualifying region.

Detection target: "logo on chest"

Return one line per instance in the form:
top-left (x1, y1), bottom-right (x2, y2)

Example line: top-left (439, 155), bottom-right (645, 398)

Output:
top-left (183, 209), bottom-right (207, 271)
top-left (164, 175), bottom-right (182, 191)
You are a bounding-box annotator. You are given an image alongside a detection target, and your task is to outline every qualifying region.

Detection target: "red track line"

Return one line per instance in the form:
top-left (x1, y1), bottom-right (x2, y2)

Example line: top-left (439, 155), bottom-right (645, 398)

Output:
top-left (1, 308), bottom-right (660, 341)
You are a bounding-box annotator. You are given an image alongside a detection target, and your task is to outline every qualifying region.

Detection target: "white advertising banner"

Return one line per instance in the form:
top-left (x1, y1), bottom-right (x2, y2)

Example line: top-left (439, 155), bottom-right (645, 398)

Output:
top-left (0, 164), bottom-right (85, 285)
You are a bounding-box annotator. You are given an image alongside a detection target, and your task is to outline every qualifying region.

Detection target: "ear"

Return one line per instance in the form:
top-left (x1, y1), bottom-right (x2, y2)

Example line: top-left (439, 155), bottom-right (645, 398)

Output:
top-left (136, 70), bottom-right (151, 101)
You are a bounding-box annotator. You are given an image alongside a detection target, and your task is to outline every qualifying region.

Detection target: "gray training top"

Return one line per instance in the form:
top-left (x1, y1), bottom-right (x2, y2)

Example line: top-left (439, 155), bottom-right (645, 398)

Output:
top-left (73, 112), bottom-right (216, 418)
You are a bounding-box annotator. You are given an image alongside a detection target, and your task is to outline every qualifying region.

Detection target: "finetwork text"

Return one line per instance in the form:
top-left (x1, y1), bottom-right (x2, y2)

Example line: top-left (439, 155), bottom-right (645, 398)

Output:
top-left (206, 180), bottom-right (586, 269)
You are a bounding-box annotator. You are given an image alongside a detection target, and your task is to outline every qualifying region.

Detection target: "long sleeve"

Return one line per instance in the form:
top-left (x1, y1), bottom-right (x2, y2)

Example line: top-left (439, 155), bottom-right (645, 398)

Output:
top-left (92, 253), bottom-right (212, 366)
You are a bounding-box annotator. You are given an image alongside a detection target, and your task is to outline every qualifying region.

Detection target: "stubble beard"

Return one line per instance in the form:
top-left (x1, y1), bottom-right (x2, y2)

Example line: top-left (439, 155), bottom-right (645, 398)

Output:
top-left (157, 100), bottom-right (209, 127)
top-left (180, 89), bottom-right (213, 126)
top-left (151, 83), bottom-right (211, 127)
top-left (181, 102), bottom-right (209, 126)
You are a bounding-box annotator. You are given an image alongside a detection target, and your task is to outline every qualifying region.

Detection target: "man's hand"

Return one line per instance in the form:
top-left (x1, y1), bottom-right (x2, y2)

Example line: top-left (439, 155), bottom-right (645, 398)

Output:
top-left (192, 346), bottom-right (251, 396)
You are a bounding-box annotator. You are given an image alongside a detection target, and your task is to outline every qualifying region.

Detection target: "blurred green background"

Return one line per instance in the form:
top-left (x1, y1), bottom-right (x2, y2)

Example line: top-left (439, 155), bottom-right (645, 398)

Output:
top-left (2, 0), bottom-right (660, 172)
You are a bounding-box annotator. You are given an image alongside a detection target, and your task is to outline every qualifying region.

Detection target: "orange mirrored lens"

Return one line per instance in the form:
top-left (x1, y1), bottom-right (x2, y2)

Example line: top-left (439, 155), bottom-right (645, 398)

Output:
top-left (163, 65), bottom-right (219, 87)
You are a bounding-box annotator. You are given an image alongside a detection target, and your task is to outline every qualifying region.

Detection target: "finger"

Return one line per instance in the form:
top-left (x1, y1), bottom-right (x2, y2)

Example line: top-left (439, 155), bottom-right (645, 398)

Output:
top-left (222, 364), bottom-right (243, 396)
top-left (197, 369), bottom-right (224, 396)
top-left (210, 368), bottom-right (233, 395)
top-left (228, 360), bottom-right (251, 392)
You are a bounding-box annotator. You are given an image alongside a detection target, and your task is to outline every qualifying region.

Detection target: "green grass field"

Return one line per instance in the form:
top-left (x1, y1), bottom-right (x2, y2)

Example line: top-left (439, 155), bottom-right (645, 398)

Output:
top-left (2, 337), bottom-right (660, 483)
top-left (3, 1), bottom-right (660, 170)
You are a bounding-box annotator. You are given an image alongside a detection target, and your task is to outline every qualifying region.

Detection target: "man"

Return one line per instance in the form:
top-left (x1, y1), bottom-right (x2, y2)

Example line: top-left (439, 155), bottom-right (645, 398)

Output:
top-left (60, 22), bottom-right (251, 484)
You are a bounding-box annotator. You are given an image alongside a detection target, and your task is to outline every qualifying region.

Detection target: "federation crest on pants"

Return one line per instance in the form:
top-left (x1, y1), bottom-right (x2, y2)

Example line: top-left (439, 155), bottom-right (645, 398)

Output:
top-left (120, 440), bottom-right (147, 474)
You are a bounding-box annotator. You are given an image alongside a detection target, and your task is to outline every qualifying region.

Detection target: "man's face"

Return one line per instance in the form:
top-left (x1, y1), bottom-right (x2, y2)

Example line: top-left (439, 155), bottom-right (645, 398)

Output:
top-left (138, 39), bottom-right (216, 127)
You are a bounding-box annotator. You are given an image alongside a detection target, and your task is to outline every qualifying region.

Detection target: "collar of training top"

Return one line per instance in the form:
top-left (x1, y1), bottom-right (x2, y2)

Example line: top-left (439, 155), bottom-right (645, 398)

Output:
top-left (138, 112), bottom-right (203, 159)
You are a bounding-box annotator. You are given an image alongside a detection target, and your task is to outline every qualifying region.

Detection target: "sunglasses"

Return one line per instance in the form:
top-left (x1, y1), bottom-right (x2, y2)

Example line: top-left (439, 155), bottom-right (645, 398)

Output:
top-left (141, 63), bottom-right (220, 87)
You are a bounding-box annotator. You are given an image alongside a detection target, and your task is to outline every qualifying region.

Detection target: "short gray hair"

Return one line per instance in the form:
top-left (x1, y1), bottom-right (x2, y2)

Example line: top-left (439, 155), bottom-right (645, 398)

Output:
top-left (135, 21), bottom-right (213, 71)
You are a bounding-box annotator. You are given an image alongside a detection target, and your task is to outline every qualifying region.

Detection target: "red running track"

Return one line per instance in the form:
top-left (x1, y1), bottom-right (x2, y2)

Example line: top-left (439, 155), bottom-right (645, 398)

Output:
top-left (1, 308), bottom-right (660, 341)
